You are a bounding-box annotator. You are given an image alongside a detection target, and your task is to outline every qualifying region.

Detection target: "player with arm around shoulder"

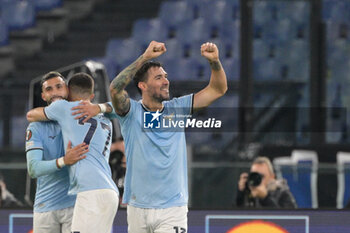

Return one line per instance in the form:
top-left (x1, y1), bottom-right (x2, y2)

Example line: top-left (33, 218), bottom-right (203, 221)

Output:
top-left (26, 71), bottom-right (93, 233)
top-left (27, 72), bottom-right (119, 233)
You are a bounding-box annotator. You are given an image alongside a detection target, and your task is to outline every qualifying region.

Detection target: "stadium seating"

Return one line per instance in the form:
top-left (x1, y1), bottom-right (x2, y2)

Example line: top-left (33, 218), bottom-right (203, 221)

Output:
top-left (273, 150), bottom-right (318, 208)
top-left (0, 18), bottom-right (8, 46)
top-left (0, 9), bottom-right (14, 77)
top-left (157, 38), bottom-right (183, 61)
top-left (325, 81), bottom-right (348, 143)
top-left (252, 0), bottom-right (310, 82)
top-left (1, 0), bottom-right (36, 31)
top-left (187, 0), bottom-right (210, 19)
top-left (94, 0), bottom-right (314, 88)
top-left (336, 152), bottom-right (350, 208)
top-left (96, 0), bottom-right (241, 83)
top-left (90, 56), bottom-right (117, 80)
top-left (165, 58), bottom-right (201, 80)
top-left (222, 57), bottom-right (239, 80)
top-left (254, 57), bottom-right (280, 80)
top-left (28, 0), bottom-right (62, 12)
top-left (282, 39), bottom-right (309, 80)
top-left (253, 1), bottom-right (272, 25)
top-left (218, 20), bottom-right (240, 46)
top-left (328, 39), bottom-right (350, 82)
top-left (277, 1), bottom-right (309, 24)
top-left (158, 1), bottom-right (192, 30)
top-left (11, 116), bottom-right (27, 147)
top-left (253, 92), bottom-right (274, 108)
top-left (323, 0), bottom-right (333, 20)
top-left (326, 21), bottom-right (349, 42)
top-left (105, 38), bottom-right (142, 73)
top-left (132, 18), bottom-right (168, 49)
top-left (253, 39), bottom-right (270, 60)
top-left (324, 0), bottom-right (350, 113)
top-left (177, 18), bottom-right (210, 45)
top-left (198, 1), bottom-right (226, 26)
top-left (329, 1), bottom-right (350, 23)
top-left (223, 0), bottom-right (240, 21)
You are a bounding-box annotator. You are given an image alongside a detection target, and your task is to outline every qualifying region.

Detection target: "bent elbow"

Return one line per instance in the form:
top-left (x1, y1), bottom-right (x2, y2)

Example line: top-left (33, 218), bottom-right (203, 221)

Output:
top-left (217, 85), bottom-right (228, 97)
top-left (221, 86), bottom-right (228, 95)
top-left (26, 112), bottom-right (33, 122)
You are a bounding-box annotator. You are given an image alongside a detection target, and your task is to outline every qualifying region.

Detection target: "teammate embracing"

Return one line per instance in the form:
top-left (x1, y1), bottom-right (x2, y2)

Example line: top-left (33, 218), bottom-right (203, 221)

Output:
top-left (27, 73), bottom-right (118, 233)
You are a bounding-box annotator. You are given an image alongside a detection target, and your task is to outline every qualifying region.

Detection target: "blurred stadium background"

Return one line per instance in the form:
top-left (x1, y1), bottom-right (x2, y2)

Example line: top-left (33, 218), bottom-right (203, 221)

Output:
top-left (1, 0), bottom-right (350, 226)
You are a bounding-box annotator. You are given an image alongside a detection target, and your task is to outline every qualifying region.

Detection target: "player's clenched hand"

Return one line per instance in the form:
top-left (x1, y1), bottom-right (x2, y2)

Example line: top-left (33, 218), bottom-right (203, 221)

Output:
top-left (71, 100), bottom-right (100, 123)
top-left (201, 42), bottom-right (219, 62)
top-left (64, 141), bottom-right (88, 165)
top-left (143, 41), bottom-right (166, 60)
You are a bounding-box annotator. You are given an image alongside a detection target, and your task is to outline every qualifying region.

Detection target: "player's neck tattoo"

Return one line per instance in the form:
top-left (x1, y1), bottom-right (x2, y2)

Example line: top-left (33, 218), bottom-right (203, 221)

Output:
top-left (209, 60), bottom-right (222, 71)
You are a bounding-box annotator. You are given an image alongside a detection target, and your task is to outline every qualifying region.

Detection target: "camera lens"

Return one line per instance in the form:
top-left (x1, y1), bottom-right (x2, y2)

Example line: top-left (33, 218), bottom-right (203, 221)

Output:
top-left (247, 172), bottom-right (263, 187)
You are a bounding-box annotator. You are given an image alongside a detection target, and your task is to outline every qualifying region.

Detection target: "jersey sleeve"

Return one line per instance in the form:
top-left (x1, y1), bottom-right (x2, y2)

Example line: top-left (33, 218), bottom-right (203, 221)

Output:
top-left (26, 149), bottom-right (59, 178)
top-left (25, 123), bottom-right (43, 152)
top-left (44, 100), bottom-right (67, 122)
top-left (25, 123), bottom-right (59, 178)
top-left (170, 94), bottom-right (194, 115)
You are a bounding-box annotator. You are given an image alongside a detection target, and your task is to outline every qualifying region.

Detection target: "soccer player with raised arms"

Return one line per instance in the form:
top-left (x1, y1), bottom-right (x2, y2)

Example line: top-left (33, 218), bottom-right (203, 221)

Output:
top-left (109, 41), bottom-right (227, 232)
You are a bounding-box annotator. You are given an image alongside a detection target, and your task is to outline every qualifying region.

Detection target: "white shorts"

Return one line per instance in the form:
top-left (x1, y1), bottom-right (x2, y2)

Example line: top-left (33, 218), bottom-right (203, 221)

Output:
top-left (33, 206), bottom-right (73, 233)
top-left (71, 189), bottom-right (119, 233)
top-left (127, 205), bottom-right (188, 233)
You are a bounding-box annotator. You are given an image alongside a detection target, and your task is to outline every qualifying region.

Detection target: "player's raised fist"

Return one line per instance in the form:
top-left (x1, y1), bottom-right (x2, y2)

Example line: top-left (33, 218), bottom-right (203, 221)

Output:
top-left (201, 42), bottom-right (219, 62)
top-left (143, 41), bottom-right (166, 60)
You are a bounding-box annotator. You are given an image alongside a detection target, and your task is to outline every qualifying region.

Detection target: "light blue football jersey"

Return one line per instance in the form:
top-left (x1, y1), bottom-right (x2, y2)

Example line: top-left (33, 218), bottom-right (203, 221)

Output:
top-left (44, 100), bottom-right (118, 195)
top-left (25, 122), bottom-right (76, 213)
top-left (107, 94), bottom-right (193, 208)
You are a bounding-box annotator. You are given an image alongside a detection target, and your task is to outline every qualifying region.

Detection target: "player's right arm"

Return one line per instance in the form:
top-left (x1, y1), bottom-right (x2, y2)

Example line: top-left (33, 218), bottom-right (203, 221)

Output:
top-left (109, 40), bottom-right (166, 116)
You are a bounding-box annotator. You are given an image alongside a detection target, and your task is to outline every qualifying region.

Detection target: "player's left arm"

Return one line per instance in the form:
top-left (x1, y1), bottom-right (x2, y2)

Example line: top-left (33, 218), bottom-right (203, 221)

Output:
top-left (26, 107), bottom-right (48, 122)
top-left (27, 141), bottom-right (88, 178)
top-left (70, 100), bottom-right (113, 123)
top-left (193, 42), bottom-right (228, 110)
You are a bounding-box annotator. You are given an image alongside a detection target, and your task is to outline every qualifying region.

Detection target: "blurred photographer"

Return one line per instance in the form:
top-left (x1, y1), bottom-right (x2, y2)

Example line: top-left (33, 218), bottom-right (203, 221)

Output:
top-left (236, 157), bottom-right (297, 208)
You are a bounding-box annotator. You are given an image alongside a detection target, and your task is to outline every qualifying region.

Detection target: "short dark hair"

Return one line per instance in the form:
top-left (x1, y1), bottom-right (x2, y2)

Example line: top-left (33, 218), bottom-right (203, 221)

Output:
top-left (133, 61), bottom-right (162, 94)
top-left (68, 72), bottom-right (94, 97)
top-left (41, 71), bottom-right (65, 90)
